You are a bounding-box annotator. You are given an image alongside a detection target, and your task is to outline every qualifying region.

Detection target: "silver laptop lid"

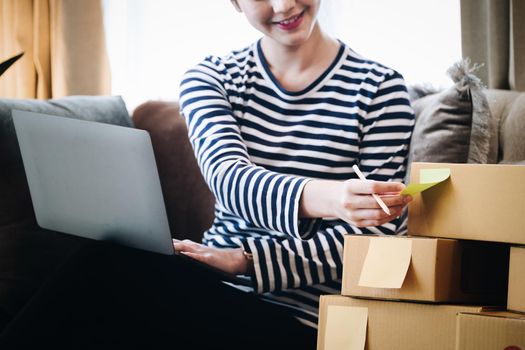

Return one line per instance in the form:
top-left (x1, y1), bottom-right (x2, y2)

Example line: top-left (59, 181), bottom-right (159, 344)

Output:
top-left (12, 109), bottom-right (174, 255)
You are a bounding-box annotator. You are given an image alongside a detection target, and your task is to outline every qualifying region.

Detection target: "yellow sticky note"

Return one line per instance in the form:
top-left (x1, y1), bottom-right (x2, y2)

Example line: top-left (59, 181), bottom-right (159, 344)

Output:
top-left (401, 168), bottom-right (451, 196)
top-left (325, 305), bottom-right (368, 350)
top-left (358, 237), bottom-right (412, 289)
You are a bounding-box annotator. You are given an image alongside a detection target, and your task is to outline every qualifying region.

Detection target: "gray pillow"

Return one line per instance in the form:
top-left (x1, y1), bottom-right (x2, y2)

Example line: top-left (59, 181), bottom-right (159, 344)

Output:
top-left (408, 60), bottom-right (493, 166)
top-left (0, 95), bottom-right (132, 228)
top-left (0, 95), bottom-right (132, 166)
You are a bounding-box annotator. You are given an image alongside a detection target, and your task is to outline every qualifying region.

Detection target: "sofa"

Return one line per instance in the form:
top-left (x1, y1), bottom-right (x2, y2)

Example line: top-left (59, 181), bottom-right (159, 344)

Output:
top-left (0, 62), bottom-right (524, 334)
top-left (0, 96), bottom-right (132, 330)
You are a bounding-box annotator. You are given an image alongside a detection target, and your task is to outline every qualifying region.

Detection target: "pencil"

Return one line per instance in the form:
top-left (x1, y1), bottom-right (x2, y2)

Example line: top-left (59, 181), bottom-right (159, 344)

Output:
top-left (352, 164), bottom-right (391, 215)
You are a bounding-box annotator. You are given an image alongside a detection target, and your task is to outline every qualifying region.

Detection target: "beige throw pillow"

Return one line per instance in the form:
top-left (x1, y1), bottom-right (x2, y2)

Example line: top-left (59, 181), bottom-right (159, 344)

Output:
top-left (408, 60), bottom-right (493, 166)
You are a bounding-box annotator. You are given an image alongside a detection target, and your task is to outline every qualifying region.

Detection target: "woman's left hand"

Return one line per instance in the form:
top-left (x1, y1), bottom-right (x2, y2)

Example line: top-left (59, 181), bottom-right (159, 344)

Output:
top-left (173, 239), bottom-right (250, 275)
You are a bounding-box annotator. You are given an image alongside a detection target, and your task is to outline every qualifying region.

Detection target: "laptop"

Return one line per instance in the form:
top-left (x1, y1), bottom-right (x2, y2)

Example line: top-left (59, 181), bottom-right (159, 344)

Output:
top-left (12, 109), bottom-right (177, 255)
top-left (12, 110), bottom-right (254, 286)
top-left (12, 110), bottom-right (251, 284)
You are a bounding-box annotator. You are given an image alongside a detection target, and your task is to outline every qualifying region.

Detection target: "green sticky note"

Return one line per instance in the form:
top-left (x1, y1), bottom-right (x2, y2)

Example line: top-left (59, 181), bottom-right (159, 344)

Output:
top-left (401, 168), bottom-right (450, 196)
top-left (420, 168), bottom-right (451, 183)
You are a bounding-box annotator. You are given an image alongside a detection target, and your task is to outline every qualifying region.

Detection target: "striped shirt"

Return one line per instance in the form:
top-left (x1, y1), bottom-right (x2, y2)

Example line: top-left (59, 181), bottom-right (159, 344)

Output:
top-left (179, 39), bottom-right (414, 328)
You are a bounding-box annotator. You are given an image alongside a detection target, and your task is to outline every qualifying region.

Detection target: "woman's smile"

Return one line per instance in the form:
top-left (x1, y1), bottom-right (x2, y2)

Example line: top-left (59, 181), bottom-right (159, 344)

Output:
top-left (273, 11), bottom-right (304, 31)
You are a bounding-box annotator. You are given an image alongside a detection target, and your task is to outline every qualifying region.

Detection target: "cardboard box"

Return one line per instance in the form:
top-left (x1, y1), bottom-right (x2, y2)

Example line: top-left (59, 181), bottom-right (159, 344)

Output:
top-left (317, 295), bottom-right (487, 350)
top-left (508, 246), bottom-right (525, 312)
top-left (342, 235), bottom-right (508, 303)
top-left (408, 162), bottom-right (525, 245)
top-left (456, 311), bottom-right (525, 349)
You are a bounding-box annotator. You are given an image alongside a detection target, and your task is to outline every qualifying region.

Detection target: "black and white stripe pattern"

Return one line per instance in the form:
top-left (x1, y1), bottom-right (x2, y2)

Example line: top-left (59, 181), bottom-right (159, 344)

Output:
top-left (179, 40), bottom-right (414, 328)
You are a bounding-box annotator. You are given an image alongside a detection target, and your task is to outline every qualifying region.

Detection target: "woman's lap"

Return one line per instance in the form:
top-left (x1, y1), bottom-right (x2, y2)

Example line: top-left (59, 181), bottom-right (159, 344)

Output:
top-left (0, 241), bottom-right (317, 349)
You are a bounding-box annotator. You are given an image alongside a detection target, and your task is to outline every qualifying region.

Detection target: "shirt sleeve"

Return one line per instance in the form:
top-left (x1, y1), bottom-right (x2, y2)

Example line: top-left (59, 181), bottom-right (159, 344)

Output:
top-left (237, 227), bottom-right (343, 294)
top-left (179, 57), bottom-right (318, 240)
top-left (357, 70), bottom-right (415, 235)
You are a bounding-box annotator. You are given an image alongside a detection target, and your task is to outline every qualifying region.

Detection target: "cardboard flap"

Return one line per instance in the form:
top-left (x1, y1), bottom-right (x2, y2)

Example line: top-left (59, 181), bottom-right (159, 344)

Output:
top-left (358, 237), bottom-right (412, 288)
top-left (324, 305), bottom-right (368, 350)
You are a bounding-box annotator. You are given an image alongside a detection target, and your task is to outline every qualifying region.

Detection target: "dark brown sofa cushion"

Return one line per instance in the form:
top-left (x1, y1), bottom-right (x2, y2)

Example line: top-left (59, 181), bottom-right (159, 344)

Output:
top-left (132, 101), bottom-right (215, 242)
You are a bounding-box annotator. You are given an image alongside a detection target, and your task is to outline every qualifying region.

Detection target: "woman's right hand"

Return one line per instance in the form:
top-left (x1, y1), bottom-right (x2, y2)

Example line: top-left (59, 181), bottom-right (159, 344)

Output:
top-left (332, 179), bottom-right (411, 227)
top-left (299, 179), bottom-right (412, 227)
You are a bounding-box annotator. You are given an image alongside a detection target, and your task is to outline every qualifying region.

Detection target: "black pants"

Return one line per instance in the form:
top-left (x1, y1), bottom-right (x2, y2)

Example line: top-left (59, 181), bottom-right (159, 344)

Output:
top-left (0, 241), bottom-right (317, 349)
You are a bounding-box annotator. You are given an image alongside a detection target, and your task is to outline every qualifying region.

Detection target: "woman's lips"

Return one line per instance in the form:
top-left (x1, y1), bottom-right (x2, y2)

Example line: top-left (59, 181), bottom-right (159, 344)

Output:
top-left (274, 11), bottom-right (304, 31)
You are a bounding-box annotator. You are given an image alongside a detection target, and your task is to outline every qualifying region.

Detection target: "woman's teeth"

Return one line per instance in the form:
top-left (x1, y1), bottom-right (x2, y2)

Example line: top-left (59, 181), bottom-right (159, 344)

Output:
top-left (279, 13), bottom-right (301, 25)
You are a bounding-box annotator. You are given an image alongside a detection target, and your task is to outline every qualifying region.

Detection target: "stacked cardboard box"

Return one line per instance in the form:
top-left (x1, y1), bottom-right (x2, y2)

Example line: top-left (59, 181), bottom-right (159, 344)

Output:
top-left (410, 163), bottom-right (525, 349)
top-left (508, 246), bottom-right (525, 313)
top-left (317, 162), bottom-right (525, 350)
top-left (318, 295), bottom-right (489, 350)
top-left (341, 235), bottom-right (507, 303)
top-left (408, 163), bottom-right (525, 244)
top-left (456, 311), bottom-right (525, 349)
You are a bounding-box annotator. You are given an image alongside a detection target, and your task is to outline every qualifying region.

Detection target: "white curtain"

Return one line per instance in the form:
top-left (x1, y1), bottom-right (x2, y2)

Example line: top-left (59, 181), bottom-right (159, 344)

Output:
top-left (103, 0), bottom-right (462, 110)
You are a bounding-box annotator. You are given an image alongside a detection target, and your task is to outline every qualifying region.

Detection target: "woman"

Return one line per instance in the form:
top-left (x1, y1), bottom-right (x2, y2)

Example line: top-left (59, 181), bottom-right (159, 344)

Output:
top-left (0, 1), bottom-right (413, 349)
top-left (176, 0), bottom-right (413, 331)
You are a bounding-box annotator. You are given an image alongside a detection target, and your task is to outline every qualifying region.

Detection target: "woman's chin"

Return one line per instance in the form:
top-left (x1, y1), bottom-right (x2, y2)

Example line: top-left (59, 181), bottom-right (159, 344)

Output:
top-left (270, 30), bottom-right (314, 48)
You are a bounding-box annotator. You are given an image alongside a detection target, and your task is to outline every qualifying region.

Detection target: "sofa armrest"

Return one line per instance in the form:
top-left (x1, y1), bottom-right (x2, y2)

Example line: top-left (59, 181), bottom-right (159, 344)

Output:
top-left (132, 101), bottom-right (215, 242)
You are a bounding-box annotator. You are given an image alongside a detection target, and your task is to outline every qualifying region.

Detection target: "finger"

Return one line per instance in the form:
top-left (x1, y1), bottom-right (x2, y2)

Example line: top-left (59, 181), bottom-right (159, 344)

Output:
top-left (355, 206), bottom-right (406, 227)
top-left (387, 205), bottom-right (406, 217)
top-left (173, 241), bottom-right (202, 253)
top-left (173, 242), bottom-right (184, 252)
top-left (357, 215), bottom-right (399, 227)
top-left (351, 202), bottom-right (406, 221)
top-left (347, 179), bottom-right (405, 195)
top-left (350, 208), bottom-right (391, 222)
top-left (180, 251), bottom-right (207, 264)
top-left (173, 239), bottom-right (196, 249)
top-left (381, 195), bottom-right (412, 208)
top-left (350, 194), bottom-right (408, 210)
top-left (182, 239), bottom-right (201, 247)
top-left (173, 242), bottom-right (191, 252)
